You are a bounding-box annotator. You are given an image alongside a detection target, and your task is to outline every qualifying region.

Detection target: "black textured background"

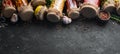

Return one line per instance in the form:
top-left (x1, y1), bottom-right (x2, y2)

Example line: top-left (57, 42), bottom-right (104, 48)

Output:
top-left (0, 18), bottom-right (120, 54)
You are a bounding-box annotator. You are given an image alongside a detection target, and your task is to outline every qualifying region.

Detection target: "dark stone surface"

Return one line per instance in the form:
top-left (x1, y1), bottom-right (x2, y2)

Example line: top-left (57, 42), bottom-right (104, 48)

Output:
top-left (0, 18), bottom-right (120, 54)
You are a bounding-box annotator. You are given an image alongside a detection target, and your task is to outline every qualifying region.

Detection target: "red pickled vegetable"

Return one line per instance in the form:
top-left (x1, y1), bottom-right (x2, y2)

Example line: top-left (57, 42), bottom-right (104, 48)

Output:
top-left (2, 0), bottom-right (16, 18)
top-left (66, 0), bottom-right (79, 19)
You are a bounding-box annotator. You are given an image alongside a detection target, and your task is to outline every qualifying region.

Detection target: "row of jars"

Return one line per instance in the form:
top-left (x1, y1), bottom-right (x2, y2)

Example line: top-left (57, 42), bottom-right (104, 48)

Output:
top-left (0, 0), bottom-right (120, 24)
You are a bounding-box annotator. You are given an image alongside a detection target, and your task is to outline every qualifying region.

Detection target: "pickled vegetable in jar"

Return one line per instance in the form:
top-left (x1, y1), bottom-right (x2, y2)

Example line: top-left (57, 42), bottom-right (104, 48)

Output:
top-left (47, 0), bottom-right (65, 22)
top-left (31, 0), bottom-right (46, 8)
top-left (12, 0), bottom-right (28, 11)
top-left (66, 0), bottom-right (79, 19)
top-left (12, 0), bottom-right (34, 21)
top-left (102, 0), bottom-right (116, 13)
top-left (2, 0), bottom-right (16, 18)
top-left (34, 5), bottom-right (47, 20)
top-left (80, 0), bottom-right (100, 18)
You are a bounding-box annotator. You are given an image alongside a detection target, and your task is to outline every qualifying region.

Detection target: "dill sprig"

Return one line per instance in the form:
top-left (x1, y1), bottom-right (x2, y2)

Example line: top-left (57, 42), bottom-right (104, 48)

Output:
top-left (111, 14), bottom-right (120, 22)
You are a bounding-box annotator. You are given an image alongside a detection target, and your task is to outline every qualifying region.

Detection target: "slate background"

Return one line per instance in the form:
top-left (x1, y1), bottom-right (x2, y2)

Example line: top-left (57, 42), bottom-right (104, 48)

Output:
top-left (0, 18), bottom-right (120, 54)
